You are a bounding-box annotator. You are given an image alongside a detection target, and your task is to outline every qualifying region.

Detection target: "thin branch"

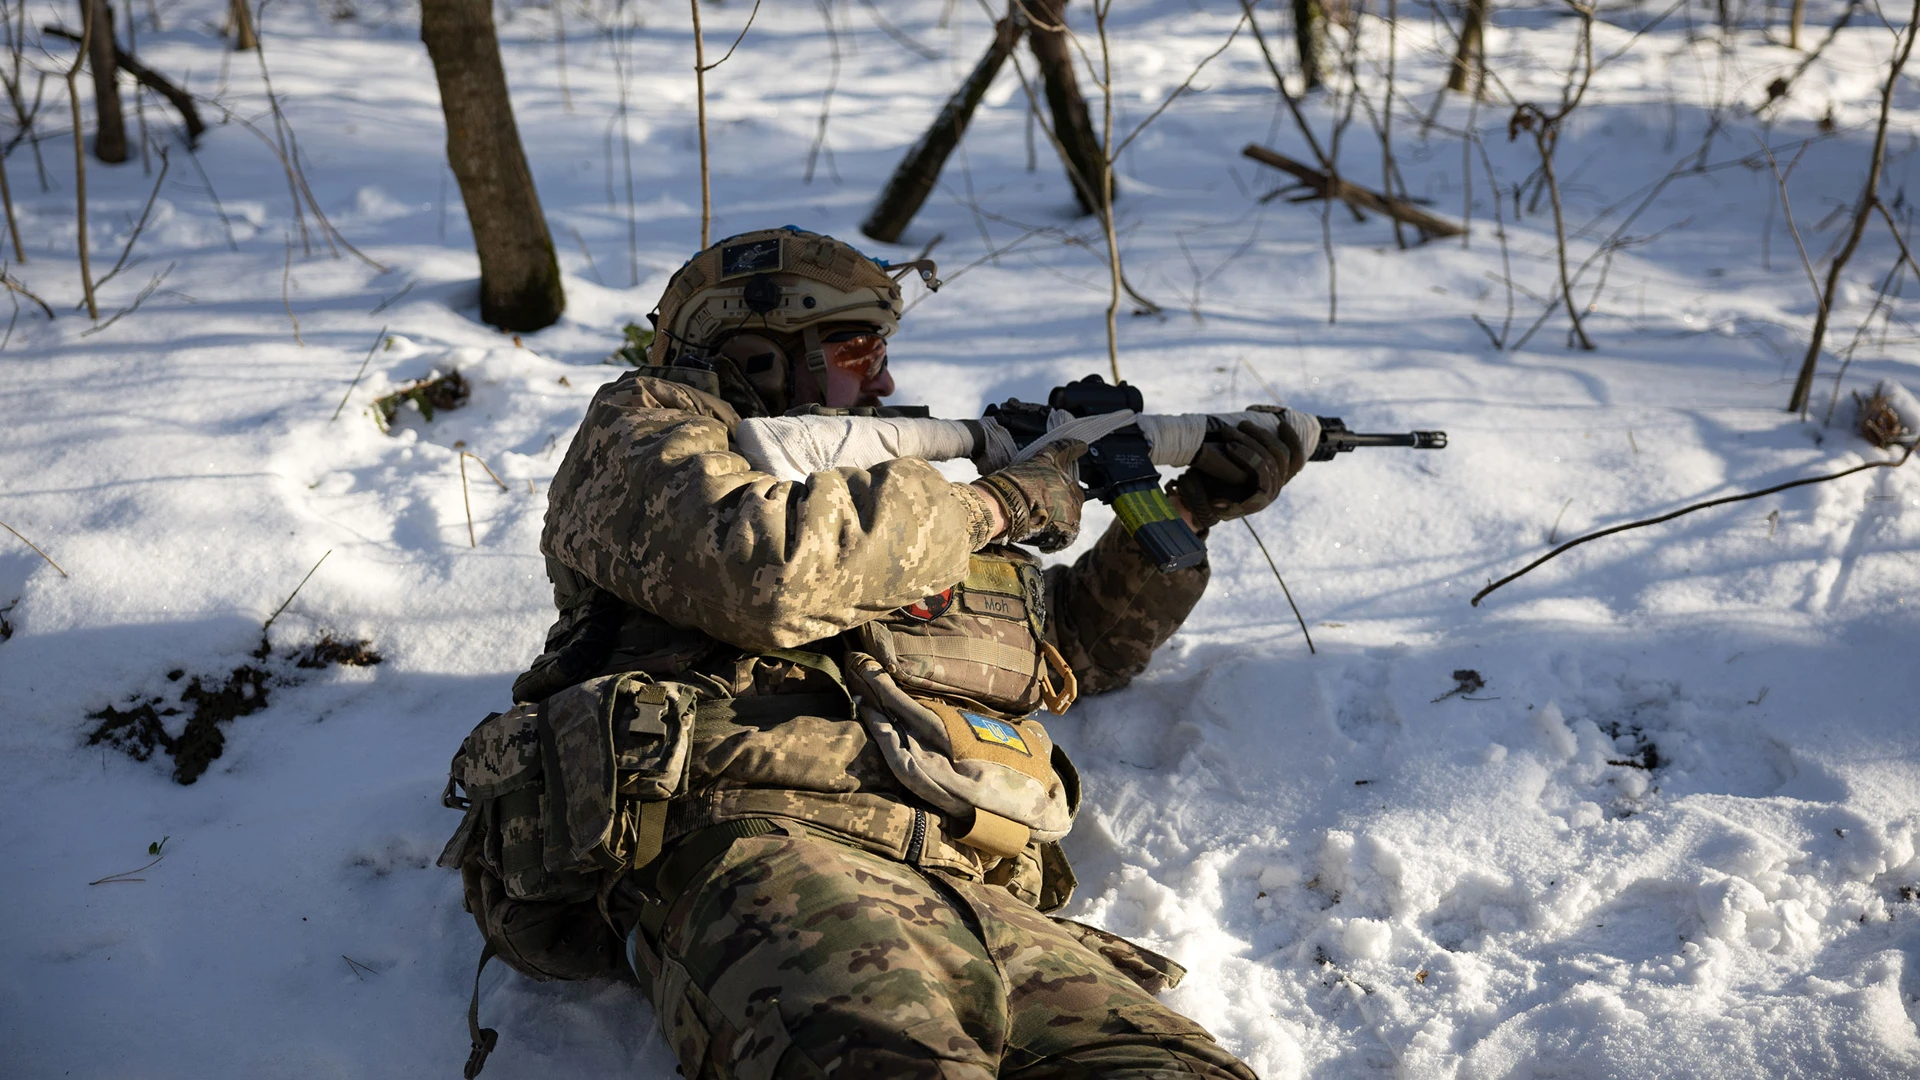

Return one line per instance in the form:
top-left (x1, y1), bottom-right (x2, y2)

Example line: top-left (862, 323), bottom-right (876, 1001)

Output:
top-left (90, 856), bottom-right (163, 885)
top-left (331, 325), bottom-right (388, 423)
top-left (263, 549), bottom-right (331, 636)
top-left (1787, 0), bottom-right (1917, 416)
top-left (804, 0), bottom-right (842, 184)
top-left (79, 260), bottom-right (173, 336)
top-left (281, 232), bottom-right (302, 345)
top-left (1243, 518), bottom-right (1314, 654)
top-left (61, 8), bottom-right (97, 319)
top-left (1, 519), bottom-right (70, 576)
top-left (1472, 445), bottom-right (1916, 606)
top-left (2, 268), bottom-right (54, 318)
top-left (459, 453), bottom-right (475, 547)
top-left (461, 450), bottom-right (509, 491)
top-left (1109, 10), bottom-right (1247, 159)
top-left (691, 0), bottom-right (710, 244)
top-left (1762, 139), bottom-right (1823, 320)
top-left (93, 146), bottom-right (170, 292)
top-left (855, 0), bottom-right (938, 59)
top-left (1872, 198), bottom-right (1920, 280)
top-left (701, 0), bottom-right (763, 70)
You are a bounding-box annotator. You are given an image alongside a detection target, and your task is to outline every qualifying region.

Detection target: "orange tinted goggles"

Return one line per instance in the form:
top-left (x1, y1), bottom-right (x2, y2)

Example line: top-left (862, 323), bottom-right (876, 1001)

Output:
top-left (821, 328), bottom-right (888, 379)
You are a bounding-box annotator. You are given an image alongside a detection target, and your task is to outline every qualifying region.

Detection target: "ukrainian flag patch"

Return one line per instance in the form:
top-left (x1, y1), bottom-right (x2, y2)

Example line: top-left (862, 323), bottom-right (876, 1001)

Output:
top-left (962, 711), bottom-right (1032, 756)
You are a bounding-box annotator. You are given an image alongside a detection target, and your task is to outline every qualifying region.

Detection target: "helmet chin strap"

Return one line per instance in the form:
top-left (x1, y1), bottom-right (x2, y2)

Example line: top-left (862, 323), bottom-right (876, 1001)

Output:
top-left (799, 324), bottom-right (831, 407)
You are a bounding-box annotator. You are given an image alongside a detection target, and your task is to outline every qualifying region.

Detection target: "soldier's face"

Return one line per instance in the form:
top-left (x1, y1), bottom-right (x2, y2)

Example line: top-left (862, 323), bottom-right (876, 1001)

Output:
top-left (819, 326), bottom-right (894, 408)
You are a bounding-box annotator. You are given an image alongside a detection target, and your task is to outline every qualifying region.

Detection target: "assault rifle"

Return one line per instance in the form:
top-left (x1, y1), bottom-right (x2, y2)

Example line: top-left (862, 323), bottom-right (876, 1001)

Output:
top-left (737, 373), bottom-right (1446, 573)
top-left (986, 375), bottom-right (1446, 573)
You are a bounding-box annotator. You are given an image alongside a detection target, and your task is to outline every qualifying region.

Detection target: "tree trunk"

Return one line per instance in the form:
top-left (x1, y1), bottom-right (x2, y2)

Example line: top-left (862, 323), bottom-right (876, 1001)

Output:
top-left (861, 15), bottom-right (1025, 243)
top-left (420, 0), bottom-right (565, 333)
top-left (1447, 0), bottom-right (1486, 92)
top-left (230, 0), bottom-right (257, 51)
top-left (1294, 0), bottom-right (1325, 90)
top-left (85, 0), bottom-right (126, 163)
top-left (1789, 0), bottom-right (1806, 49)
top-left (1025, 0), bottom-right (1109, 216)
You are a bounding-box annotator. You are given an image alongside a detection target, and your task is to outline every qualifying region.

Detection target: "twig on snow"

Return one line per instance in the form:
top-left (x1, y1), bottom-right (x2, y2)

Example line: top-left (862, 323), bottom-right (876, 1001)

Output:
top-left (263, 549), bottom-right (332, 639)
top-left (1, 519), bottom-right (69, 576)
top-left (331, 325), bottom-right (388, 423)
top-left (1472, 444), bottom-right (1917, 606)
top-left (90, 855), bottom-right (163, 885)
top-left (1243, 518), bottom-right (1315, 655)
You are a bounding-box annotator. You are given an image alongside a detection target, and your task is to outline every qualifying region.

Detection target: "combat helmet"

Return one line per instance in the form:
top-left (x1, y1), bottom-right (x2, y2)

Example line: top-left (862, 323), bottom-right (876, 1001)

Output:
top-left (648, 226), bottom-right (934, 416)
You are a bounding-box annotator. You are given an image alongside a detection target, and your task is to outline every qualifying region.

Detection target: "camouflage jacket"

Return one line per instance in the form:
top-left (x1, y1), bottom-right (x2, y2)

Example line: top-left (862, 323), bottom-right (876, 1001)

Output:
top-left (530, 371), bottom-right (1209, 882)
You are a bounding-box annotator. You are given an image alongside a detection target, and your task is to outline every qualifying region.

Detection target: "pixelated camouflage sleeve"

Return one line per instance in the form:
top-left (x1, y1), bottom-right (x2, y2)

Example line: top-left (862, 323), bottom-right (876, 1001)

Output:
top-left (1044, 519), bottom-right (1210, 696)
top-left (542, 373), bottom-right (997, 652)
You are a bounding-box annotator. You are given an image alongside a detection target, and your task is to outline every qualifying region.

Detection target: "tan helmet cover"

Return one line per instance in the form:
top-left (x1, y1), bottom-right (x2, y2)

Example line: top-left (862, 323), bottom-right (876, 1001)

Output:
top-left (650, 228), bottom-right (904, 366)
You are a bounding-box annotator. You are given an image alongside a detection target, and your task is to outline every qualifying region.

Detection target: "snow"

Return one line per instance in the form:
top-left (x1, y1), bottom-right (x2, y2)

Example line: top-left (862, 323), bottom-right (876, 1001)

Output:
top-left (2, 0), bottom-right (1918, 1076)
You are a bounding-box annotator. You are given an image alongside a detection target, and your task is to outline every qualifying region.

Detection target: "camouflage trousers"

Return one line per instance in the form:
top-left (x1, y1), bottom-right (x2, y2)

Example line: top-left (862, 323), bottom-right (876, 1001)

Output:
top-left (629, 825), bottom-right (1258, 1079)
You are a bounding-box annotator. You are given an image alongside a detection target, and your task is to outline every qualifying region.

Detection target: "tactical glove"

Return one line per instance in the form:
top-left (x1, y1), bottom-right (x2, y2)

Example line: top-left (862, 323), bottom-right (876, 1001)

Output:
top-left (972, 440), bottom-right (1088, 552)
top-left (1169, 415), bottom-right (1309, 531)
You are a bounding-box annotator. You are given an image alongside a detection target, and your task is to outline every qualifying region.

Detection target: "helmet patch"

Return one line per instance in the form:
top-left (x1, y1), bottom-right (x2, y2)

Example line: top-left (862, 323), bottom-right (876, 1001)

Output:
top-left (722, 239), bottom-right (783, 277)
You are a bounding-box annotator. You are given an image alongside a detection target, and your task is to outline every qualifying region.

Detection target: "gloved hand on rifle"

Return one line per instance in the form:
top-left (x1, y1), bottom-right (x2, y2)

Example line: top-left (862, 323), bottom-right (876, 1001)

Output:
top-left (1169, 407), bottom-right (1319, 532)
top-left (972, 440), bottom-right (1088, 552)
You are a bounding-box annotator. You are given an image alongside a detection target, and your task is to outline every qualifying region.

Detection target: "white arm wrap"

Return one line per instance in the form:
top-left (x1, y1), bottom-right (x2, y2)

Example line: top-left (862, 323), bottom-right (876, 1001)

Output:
top-left (734, 408), bottom-right (1321, 481)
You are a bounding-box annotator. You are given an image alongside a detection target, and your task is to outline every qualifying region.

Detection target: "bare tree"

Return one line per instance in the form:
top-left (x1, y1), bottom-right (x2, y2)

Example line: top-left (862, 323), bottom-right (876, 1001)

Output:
top-left (1294, 0), bottom-right (1327, 90)
top-left (1449, 0), bottom-right (1488, 92)
top-left (83, 0), bottom-right (124, 163)
top-left (420, 0), bottom-right (565, 332)
top-left (230, 0), bottom-right (256, 51)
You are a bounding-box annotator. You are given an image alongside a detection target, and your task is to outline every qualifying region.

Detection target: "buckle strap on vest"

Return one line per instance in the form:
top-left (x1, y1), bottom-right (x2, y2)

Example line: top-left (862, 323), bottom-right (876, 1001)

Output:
top-left (464, 943), bottom-right (499, 1078)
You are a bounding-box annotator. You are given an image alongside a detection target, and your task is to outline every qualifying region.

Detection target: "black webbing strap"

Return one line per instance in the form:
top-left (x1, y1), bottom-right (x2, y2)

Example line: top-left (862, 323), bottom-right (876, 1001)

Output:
top-left (464, 943), bottom-right (499, 1078)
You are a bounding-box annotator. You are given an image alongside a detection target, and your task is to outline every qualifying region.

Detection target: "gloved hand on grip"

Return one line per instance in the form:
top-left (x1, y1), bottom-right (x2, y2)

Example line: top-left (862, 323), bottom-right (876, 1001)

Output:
top-left (972, 440), bottom-right (1088, 552)
top-left (1169, 416), bottom-right (1308, 532)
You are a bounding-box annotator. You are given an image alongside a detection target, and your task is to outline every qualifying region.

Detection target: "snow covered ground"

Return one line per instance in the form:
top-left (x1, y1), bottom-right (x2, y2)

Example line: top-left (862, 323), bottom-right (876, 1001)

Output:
top-left (3, 0), bottom-right (1918, 1075)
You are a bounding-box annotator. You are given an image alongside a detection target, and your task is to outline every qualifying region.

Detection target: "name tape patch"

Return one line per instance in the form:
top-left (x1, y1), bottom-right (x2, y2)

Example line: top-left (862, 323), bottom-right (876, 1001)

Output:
top-left (962, 711), bottom-right (1031, 756)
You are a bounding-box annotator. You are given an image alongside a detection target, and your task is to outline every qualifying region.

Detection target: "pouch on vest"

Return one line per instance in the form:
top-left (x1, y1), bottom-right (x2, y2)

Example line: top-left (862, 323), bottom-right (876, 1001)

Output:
top-left (540, 672), bottom-right (700, 875)
top-left (845, 652), bottom-right (1074, 857)
top-left (858, 548), bottom-right (1073, 717)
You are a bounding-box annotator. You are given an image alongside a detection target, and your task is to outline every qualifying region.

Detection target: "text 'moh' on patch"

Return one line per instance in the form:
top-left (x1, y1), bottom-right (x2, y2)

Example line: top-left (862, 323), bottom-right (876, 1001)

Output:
top-left (722, 239), bottom-right (783, 278)
top-left (962, 711), bottom-right (1031, 756)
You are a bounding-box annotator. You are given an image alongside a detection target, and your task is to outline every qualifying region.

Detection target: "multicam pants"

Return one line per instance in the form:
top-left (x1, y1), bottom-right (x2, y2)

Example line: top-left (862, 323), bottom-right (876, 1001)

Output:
top-left (630, 825), bottom-right (1258, 1079)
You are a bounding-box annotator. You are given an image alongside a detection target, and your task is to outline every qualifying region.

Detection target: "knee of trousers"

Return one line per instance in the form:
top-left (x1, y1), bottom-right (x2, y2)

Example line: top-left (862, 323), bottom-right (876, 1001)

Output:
top-left (1010, 1036), bottom-right (1261, 1080)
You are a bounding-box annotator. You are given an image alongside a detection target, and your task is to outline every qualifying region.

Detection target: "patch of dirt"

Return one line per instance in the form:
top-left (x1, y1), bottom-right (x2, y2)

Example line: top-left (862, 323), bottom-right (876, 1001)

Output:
top-left (371, 369), bottom-right (469, 432)
top-left (294, 633), bottom-right (383, 669)
top-left (1599, 718), bottom-right (1662, 771)
top-left (86, 635), bottom-right (381, 785)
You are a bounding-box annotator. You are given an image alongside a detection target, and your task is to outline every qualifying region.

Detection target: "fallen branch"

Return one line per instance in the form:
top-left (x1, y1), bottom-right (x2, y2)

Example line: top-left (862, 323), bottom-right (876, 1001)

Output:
top-left (1472, 443), bottom-right (1916, 606)
top-left (43, 25), bottom-right (205, 144)
top-left (1242, 143), bottom-right (1464, 240)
